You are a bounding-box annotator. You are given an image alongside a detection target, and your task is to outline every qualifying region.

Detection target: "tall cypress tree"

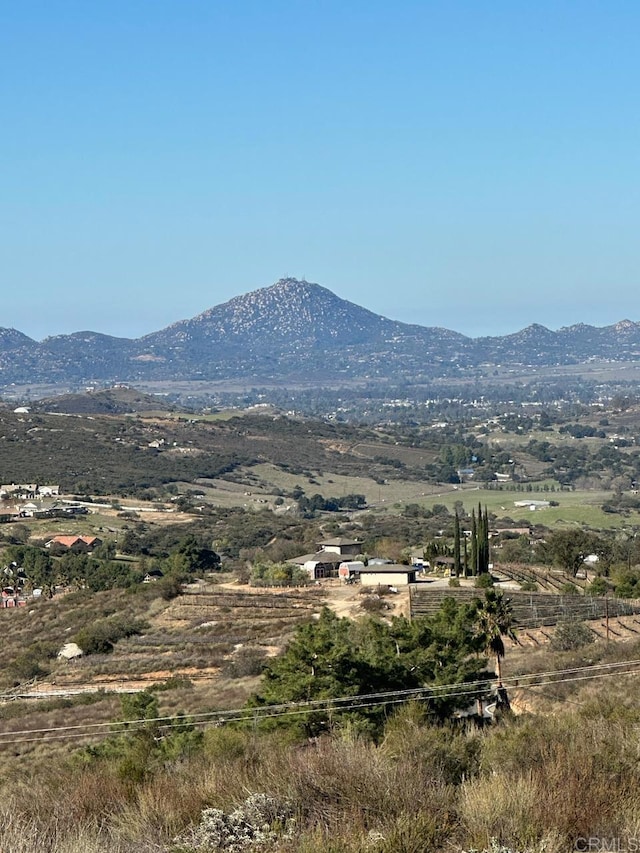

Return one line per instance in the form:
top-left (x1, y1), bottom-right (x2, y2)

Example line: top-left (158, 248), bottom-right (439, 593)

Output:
top-left (470, 510), bottom-right (478, 577)
top-left (453, 510), bottom-right (461, 578)
top-left (483, 506), bottom-right (491, 574)
top-left (474, 504), bottom-right (491, 574)
top-left (477, 502), bottom-right (485, 574)
top-left (463, 533), bottom-right (468, 578)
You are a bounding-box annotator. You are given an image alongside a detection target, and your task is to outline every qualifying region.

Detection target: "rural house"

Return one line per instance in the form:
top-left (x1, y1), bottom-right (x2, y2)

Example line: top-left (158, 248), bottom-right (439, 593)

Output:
top-left (45, 535), bottom-right (102, 554)
top-left (287, 550), bottom-right (344, 580)
top-left (1, 483), bottom-right (37, 500)
top-left (315, 537), bottom-right (363, 557)
top-left (288, 538), bottom-right (365, 580)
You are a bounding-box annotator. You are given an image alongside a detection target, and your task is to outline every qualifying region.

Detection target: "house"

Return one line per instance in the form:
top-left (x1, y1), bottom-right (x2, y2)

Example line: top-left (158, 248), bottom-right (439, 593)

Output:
top-left (360, 564), bottom-right (417, 587)
top-left (409, 549), bottom-right (427, 568)
top-left (45, 535), bottom-right (102, 553)
top-left (1, 483), bottom-right (37, 500)
top-left (1, 586), bottom-right (25, 607)
top-left (38, 485), bottom-right (60, 497)
top-left (457, 467), bottom-right (475, 481)
top-left (287, 550), bottom-right (344, 580)
top-left (287, 538), bottom-right (364, 581)
top-left (143, 569), bottom-right (164, 583)
top-left (2, 484), bottom-right (59, 502)
top-left (0, 512), bottom-right (20, 524)
top-left (315, 538), bottom-right (363, 557)
top-left (432, 555), bottom-right (456, 573)
top-left (492, 527), bottom-right (532, 538)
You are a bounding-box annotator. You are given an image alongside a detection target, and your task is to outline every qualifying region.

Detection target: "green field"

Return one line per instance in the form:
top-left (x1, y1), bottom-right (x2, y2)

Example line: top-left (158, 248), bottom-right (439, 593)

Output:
top-left (184, 462), bottom-right (640, 530)
top-left (246, 463), bottom-right (448, 507)
top-left (419, 486), bottom-right (640, 529)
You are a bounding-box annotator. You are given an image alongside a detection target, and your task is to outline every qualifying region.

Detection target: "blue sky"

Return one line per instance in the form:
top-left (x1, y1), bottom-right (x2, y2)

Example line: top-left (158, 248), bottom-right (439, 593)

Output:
top-left (2, 1), bottom-right (640, 340)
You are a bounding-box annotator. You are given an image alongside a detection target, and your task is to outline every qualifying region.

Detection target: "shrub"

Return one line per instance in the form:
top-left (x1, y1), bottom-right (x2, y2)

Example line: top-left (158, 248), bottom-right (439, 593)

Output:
top-left (459, 773), bottom-right (543, 850)
top-left (153, 675), bottom-right (194, 691)
top-left (204, 727), bottom-right (252, 763)
top-left (359, 595), bottom-right (390, 614)
top-left (550, 620), bottom-right (595, 652)
top-left (382, 705), bottom-right (481, 785)
top-left (74, 615), bottom-right (147, 655)
top-left (250, 561), bottom-right (310, 587)
top-left (460, 841), bottom-right (554, 853)
top-left (8, 641), bottom-right (56, 684)
top-left (174, 793), bottom-right (295, 851)
top-left (223, 646), bottom-right (268, 678)
top-left (157, 573), bottom-right (185, 600)
top-left (588, 576), bottom-right (610, 596)
top-left (358, 584), bottom-right (393, 596)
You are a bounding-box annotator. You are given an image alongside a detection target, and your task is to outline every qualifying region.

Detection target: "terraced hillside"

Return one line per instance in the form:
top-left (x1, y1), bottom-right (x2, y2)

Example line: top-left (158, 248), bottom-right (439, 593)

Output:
top-left (25, 584), bottom-right (326, 696)
top-left (0, 583), bottom-right (328, 759)
top-left (409, 585), bottom-right (640, 628)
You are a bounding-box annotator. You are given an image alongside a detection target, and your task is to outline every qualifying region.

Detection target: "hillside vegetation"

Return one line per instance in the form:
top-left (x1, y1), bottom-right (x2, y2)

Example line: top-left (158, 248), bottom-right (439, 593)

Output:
top-left (2, 394), bottom-right (640, 850)
top-left (2, 622), bottom-right (640, 852)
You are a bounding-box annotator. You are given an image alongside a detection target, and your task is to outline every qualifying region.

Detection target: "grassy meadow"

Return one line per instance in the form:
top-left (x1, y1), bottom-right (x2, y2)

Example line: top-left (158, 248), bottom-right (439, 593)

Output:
top-left (418, 486), bottom-right (640, 529)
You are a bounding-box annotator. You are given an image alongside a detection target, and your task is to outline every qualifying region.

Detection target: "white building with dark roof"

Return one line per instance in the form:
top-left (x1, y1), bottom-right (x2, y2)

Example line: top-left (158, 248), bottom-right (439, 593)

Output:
top-left (360, 564), bottom-right (417, 586)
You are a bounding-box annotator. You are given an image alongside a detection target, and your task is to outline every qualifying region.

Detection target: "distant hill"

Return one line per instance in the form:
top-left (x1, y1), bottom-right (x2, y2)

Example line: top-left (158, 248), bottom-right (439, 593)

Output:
top-left (31, 386), bottom-right (180, 415)
top-left (1, 277), bottom-right (640, 388)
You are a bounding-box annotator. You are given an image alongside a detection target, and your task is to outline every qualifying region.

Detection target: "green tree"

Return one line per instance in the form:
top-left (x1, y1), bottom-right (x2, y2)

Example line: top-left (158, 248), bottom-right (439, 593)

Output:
top-left (547, 529), bottom-right (600, 577)
top-left (463, 533), bottom-right (469, 578)
top-left (4, 545), bottom-right (54, 588)
top-left (85, 690), bottom-right (202, 783)
top-left (477, 504), bottom-right (490, 574)
top-left (253, 603), bottom-right (491, 735)
top-left (551, 620), bottom-right (595, 652)
top-left (168, 535), bottom-right (220, 575)
top-left (453, 510), bottom-right (462, 578)
top-left (250, 560), bottom-right (309, 587)
top-left (470, 510), bottom-right (478, 576)
top-left (74, 615), bottom-right (147, 655)
top-left (497, 535), bottom-right (533, 564)
top-left (469, 505), bottom-right (490, 575)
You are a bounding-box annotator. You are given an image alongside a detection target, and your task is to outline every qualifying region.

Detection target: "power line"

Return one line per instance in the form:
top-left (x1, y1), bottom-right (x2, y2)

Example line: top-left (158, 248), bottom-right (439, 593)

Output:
top-left (2, 658), bottom-right (640, 748)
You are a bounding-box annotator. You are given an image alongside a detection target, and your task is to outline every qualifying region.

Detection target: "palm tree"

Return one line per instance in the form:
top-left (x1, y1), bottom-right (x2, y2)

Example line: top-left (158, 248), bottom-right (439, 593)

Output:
top-left (474, 589), bottom-right (517, 686)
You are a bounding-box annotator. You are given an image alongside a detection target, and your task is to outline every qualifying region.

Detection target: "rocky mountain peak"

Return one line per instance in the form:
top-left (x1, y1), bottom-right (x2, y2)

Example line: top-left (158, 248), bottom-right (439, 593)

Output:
top-left (1, 278), bottom-right (639, 386)
top-left (147, 277), bottom-right (393, 348)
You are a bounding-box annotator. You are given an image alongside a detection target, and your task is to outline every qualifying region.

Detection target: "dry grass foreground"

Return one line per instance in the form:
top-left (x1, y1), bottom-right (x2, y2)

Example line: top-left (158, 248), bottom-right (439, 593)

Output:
top-left (1, 675), bottom-right (640, 853)
top-left (0, 587), bottom-right (640, 851)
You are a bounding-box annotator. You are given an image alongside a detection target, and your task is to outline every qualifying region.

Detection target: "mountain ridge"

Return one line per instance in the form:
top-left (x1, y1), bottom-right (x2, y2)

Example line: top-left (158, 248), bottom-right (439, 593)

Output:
top-left (1, 278), bottom-right (639, 387)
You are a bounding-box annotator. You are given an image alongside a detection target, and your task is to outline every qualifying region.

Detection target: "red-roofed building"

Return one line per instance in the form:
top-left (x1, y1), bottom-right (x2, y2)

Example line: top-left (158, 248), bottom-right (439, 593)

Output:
top-left (45, 535), bottom-right (102, 554)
